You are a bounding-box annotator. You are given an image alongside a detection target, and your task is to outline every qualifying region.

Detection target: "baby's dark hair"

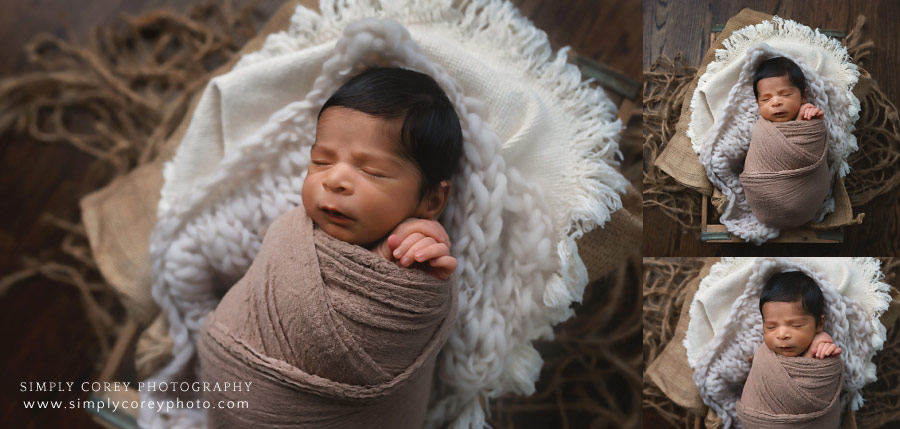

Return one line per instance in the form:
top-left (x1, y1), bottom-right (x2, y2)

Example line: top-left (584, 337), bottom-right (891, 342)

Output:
top-left (318, 67), bottom-right (463, 198)
top-left (759, 271), bottom-right (825, 327)
top-left (752, 57), bottom-right (808, 99)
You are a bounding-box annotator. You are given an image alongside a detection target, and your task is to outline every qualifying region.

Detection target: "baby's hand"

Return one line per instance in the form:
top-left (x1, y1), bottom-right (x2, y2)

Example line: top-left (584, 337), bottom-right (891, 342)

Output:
top-left (372, 218), bottom-right (457, 280)
top-left (798, 103), bottom-right (824, 120)
top-left (812, 341), bottom-right (842, 359)
top-left (806, 331), bottom-right (842, 359)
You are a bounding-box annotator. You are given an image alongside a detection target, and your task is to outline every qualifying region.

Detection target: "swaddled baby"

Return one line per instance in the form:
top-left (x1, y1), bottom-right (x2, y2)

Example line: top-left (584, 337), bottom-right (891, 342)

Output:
top-left (739, 57), bottom-right (830, 228)
top-left (737, 271), bottom-right (844, 429)
top-left (197, 68), bottom-right (464, 428)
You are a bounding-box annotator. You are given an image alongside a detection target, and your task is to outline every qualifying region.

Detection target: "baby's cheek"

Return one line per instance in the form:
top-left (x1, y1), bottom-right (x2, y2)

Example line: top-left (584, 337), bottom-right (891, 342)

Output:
top-left (762, 333), bottom-right (776, 350)
top-left (300, 178), bottom-right (315, 208)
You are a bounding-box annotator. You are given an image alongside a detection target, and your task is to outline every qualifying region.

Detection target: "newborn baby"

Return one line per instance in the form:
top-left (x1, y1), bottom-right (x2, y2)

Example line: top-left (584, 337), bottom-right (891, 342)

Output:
top-left (739, 57), bottom-right (831, 228)
top-left (197, 67), bottom-right (464, 428)
top-left (737, 271), bottom-right (844, 429)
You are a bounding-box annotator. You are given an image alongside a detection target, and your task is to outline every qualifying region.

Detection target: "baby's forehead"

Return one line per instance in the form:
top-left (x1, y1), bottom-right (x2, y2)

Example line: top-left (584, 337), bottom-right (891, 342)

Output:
top-left (761, 300), bottom-right (813, 320)
top-left (756, 74), bottom-right (798, 90)
top-left (314, 108), bottom-right (407, 153)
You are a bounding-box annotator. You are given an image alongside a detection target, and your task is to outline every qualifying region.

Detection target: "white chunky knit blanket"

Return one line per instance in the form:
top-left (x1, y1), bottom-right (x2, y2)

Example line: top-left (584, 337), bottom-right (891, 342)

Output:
top-left (684, 258), bottom-right (892, 428)
top-left (139, 1), bottom-right (626, 428)
top-left (688, 17), bottom-right (860, 244)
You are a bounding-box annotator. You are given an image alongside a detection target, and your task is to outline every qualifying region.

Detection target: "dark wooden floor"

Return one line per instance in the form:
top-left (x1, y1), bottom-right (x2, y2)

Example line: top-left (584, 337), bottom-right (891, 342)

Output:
top-left (643, 0), bottom-right (900, 257)
top-left (0, 0), bottom-right (641, 427)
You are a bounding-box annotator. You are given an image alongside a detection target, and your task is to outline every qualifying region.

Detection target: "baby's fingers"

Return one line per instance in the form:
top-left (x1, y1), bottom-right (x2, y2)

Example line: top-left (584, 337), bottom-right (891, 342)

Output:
top-left (428, 255), bottom-right (458, 279)
top-left (413, 242), bottom-right (450, 263)
top-left (820, 343), bottom-right (842, 358)
top-left (392, 218), bottom-right (450, 244)
top-left (392, 232), bottom-right (425, 261)
top-left (386, 234), bottom-right (404, 250)
top-left (401, 237), bottom-right (437, 266)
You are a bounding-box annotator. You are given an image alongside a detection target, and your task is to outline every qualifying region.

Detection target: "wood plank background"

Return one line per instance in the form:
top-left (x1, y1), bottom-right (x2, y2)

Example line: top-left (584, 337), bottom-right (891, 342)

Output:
top-left (0, 0), bottom-right (641, 427)
top-left (643, 0), bottom-right (900, 257)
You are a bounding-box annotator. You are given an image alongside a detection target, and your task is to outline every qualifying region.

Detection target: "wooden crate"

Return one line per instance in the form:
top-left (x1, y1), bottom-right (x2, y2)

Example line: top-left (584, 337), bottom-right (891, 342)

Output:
top-left (699, 194), bottom-right (844, 243)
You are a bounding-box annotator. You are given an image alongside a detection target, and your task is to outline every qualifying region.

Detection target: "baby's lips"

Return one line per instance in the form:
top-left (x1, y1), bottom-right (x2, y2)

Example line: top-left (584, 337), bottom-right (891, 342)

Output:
top-left (321, 204), bottom-right (354, 220)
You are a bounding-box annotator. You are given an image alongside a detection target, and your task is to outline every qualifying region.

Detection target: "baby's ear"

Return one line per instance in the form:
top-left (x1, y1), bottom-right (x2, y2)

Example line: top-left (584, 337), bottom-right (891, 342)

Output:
top-left (416, 180), bottom-right (451, 220)
top-left (802, 89), bottom-right (808, 104)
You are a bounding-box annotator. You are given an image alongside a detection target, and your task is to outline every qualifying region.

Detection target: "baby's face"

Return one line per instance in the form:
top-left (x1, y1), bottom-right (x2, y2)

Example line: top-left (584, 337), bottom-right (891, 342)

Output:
top-left (761, 300), bottom-right (821, 357)
top-left (302, 107), bottom-right (426, 247)
top-left (756, 74), bottom-right (805, 122)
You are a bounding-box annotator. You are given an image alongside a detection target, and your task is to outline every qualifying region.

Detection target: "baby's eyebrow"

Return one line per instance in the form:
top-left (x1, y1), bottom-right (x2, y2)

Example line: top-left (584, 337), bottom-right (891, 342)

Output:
top-left (309, 143), bottom-right (332, 154)
top-left (351, 150), bottom-right (406, 167)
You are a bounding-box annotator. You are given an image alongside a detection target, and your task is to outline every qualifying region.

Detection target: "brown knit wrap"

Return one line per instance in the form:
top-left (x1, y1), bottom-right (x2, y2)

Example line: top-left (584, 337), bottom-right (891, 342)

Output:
top-left (197, 205), bottom-right (457, 428)
top-left (739, 118), bottom-right (830, 228)
top-left (737, 344), bottom-right (843, 429)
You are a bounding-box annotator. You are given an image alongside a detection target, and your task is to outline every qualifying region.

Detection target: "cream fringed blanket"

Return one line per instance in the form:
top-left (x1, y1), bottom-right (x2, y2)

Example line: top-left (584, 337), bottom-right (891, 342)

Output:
top-left (740, 118), bottom-right (830, 228)
top-left (737, 345), bottom-right (843, 429)
top-left (197, 205), bottom-right (456, 428)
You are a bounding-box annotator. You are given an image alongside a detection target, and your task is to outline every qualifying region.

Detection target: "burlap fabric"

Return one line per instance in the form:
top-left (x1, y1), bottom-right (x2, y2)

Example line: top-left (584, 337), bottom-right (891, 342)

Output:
top-left (76, 0), bottom-right (641, 379)
top-left (652, 8), bottom-right (865, 231)
top-left (644, 258), bottom-right (900, 429)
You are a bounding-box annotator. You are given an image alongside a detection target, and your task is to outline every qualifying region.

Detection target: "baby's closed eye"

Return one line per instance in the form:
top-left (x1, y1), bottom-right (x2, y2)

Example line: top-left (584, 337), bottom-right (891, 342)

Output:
top-left (362, 169), bottom-right (388, 178)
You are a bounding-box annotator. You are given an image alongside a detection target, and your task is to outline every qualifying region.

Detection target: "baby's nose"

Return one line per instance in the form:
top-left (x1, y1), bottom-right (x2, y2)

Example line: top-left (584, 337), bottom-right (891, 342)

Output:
top-left (322, 165), bottom-right (354, 193)
top-left (324, 181), bottom-right (345, 192)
